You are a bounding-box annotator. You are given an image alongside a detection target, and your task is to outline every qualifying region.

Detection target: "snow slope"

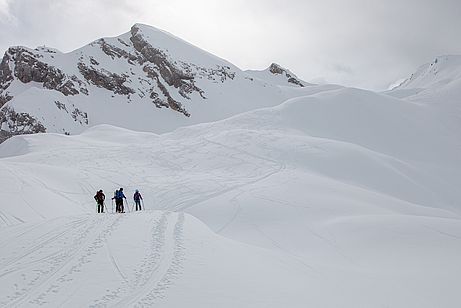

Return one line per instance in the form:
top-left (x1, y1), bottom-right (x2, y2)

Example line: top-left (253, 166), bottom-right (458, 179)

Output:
top-left (391, 55), bottom-right (461, 91)
top-left (0, 82), bottom-right (460, 306)
top-left (385, 55), bottom-right (461, 106)
top-left (0, 212), bottom-right (315, 307)
top-left (384, 54), bottom-right (461, 144)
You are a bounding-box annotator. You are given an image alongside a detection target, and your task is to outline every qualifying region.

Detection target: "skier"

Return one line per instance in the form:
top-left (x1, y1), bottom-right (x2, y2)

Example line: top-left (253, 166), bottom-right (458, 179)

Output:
top-left (115, 188), bottom-right (127, 213)
top-left (112, 189), bottom-right (119, 213)
top-left (94, 190), bottom-right (105, 213)
top-left (134, 189), bottom-right (143, 211)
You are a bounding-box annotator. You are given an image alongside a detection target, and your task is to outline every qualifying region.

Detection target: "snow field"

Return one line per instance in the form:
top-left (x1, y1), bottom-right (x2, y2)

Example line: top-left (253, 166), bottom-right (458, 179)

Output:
top-left (0, 80), bottom-right (460, 307)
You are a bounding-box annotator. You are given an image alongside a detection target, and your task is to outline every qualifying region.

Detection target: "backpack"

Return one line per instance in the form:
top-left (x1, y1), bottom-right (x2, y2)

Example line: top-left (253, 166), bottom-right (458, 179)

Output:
top-left (95, 191), bottom-right (104, 202)
top-left (134, 192), bottom-right (141, 201)
top-left (116, 190), bottom-right (124, 199)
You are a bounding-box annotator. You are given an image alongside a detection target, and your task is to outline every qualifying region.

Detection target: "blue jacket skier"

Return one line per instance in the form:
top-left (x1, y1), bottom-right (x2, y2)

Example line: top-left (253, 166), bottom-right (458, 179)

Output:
top-left (113, 188), bottom-right (126, 213)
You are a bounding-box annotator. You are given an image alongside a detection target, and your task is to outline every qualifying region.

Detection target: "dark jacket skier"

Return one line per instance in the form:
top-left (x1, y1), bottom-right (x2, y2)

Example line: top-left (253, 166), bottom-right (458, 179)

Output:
top-left (134, 189), bottom-right (143, 211)
top-left (94, 190), bottom-right (105, 213)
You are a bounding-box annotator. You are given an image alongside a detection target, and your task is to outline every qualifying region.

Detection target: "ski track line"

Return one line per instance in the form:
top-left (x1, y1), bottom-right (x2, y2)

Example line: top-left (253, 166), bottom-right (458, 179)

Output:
top-left (215, 190), bottom-right (243, 234)
top-left (27, 215), bottom-right (124, 307)
top-left (107, 243), bottom-right (129, 284)
top-left (0, 217), bottom-right (90, 273)
top-left (0, 215), bottom-right (120, 307)
top-left (92, 212), bottom-right (186, 308)
top-left (134, 212), bottom-right (185, 307)
top-left (170, 137), bottom-right (286, 212)
top-left (0, 217), bottom-right (67, 250)
top-left (92, 211), bottom-right (171, 308)
top-left (0, 216), bottom-right (102, 307)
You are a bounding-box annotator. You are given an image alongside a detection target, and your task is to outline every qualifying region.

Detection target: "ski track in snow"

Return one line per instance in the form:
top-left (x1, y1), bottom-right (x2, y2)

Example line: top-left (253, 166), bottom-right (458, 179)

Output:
top-left (0, 211), bottom-right (186, 307)
top-left (0, 214), bottom-right (122, 307)
top-left (133, 212), bottom-right (185, 307)
top-left (164, 136), bottom-right (286, 212)
top-left (91, 211), bottom-right (186, 308)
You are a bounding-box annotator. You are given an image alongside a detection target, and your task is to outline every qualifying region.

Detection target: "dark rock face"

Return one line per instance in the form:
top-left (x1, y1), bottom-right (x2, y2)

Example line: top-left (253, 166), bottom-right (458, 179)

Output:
top-left (0, 129), bottom-right (11, 143)
top-left (0, 106), bottom-right (46, 137)
top-left (269, 63), bottom-right (285, 75)
top-left (4, 47), bottom-right (81, 96)
top-left (71, 108), bottom-right (88, 125)
top-left (78, 62), bottom-right (135, 95)
top-left (142, 64), bottom-right (190, 116)
top-left (97, 39), bottom-right (141, 65)
top-left (0, 52), bottom-right (14, 90)
top-left (54, 100), bottom-right (89, 125)
top-left (0, 93), bottom-right (13, 108)
top-left (269, 63), bottom-right (304, 87)
top-left (130, 25), bottom-right (208, 116)
top-left (0, 53), bottom-right (15, 109)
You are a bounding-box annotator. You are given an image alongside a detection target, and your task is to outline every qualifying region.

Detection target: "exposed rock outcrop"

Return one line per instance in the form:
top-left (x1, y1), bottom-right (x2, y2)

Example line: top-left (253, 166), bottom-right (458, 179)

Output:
top-left (77, 62), bottom-right (135, 95)
top-left (130, 25), bottom-right (206, 116)
top-left (0, 106), bottom-right (46, 137)
top-left (269, 63), bottom-right (305, 87)
top-left (0, 52), bottom-right (14, 90)
top-left (0, 93), bottom-right (13, 108)
top-left (97, 38), bottom-right (141, 64)
top-left (3, 47), bottom-right (82, 96)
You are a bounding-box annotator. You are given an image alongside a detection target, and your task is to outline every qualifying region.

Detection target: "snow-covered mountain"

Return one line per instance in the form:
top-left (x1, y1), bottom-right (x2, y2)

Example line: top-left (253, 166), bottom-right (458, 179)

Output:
top-left (385, 55), bottom-right (461, 103)
top-left (393, 55), bottom-right (461, 90)
top-left (1, 25), bottom-right (461, 307)
top-left (384, 54), bottom-right (461, 139)
top-left (0, 23), bottom-right (308, 143)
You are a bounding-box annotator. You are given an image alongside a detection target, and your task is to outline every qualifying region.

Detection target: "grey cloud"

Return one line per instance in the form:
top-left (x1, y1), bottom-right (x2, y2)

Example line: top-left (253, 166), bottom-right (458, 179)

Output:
top-left (1, 0), bottom-right (461, 90)
top-left (330, 64), bottom-right (354, 75)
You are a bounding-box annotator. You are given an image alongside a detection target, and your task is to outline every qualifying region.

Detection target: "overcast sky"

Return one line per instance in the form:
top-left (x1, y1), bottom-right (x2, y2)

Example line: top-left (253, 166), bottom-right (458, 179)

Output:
top-left (1, 0), bottom-right (460, 90)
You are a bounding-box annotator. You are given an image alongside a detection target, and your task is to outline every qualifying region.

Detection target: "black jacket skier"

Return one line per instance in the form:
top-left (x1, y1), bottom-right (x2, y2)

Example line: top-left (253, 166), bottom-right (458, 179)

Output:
top-left (134, 190), bottom-right (143, 211)
top-left (94, 190), bottom-right (105, 213)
